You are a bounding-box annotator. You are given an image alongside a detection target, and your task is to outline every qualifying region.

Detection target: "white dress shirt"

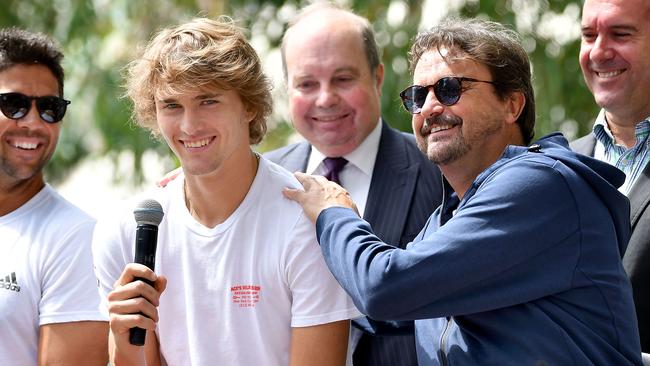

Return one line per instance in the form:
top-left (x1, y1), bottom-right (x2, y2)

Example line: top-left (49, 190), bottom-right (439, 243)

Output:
top-left (306, 119), bottom-right (382, 218)
top-left (306, 119), bottom-right (382, 365)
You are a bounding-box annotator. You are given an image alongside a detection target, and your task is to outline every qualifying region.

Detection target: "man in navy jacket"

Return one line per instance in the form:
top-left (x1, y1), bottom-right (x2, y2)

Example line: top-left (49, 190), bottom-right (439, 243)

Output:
top-left (285, 17), bottom-right (642, 365)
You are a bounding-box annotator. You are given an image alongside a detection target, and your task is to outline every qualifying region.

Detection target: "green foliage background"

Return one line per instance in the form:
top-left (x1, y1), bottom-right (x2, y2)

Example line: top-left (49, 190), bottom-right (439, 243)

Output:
top-left (0, 0), bottom-right (599, 184)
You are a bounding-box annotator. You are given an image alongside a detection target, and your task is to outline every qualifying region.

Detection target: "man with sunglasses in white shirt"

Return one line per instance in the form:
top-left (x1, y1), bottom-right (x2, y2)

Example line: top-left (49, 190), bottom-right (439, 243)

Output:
top-left (285, 17), bottom-right (642, 365)
top-left (0, 27), bottom-right (108, 365)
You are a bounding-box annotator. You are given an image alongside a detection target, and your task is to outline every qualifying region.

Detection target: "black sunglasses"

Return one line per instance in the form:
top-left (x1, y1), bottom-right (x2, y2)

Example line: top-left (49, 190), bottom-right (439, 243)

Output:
top-left (400, 76), bottom-right (498, 114)
top-left (0, 92), bottom-right (71, 123)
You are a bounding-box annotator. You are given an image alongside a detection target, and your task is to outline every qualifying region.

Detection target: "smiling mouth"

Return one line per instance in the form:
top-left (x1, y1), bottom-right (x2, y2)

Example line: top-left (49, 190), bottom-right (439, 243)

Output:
top-left (182, 137), bottom-right (214, 148)
top-left (7, 137), bottom-right (42, 151)
top-left (14, 142), bottom-right (39, 150)
top-left (430, 125), bottom-right (454, 134)
top-left (596, 69), bottom-right (624, 78)
top-left (312, 113), bottom-right (350, 122)
top-left (422, 120), bottom-right (456, 136)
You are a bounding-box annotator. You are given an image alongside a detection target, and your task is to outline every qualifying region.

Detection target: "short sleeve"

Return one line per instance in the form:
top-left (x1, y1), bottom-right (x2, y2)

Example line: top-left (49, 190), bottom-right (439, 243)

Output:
top-left (91, 209), bottom-right (135, 317)
top-left (285, 212), bottom-right (361, 327)
top-left (39, 219), bottom-right (107, 325)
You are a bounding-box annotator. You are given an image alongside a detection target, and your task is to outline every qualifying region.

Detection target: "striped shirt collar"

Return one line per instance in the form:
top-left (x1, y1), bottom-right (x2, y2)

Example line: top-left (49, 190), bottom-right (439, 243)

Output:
top-left (592, 109), bottom-right (650, 194)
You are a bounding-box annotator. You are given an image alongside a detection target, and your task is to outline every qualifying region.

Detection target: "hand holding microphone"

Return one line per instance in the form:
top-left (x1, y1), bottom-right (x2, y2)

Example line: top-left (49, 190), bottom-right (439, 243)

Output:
top-left (129, 199), bottom-right (164, 346)
top-left (106, 199), bottom-right (165, 351)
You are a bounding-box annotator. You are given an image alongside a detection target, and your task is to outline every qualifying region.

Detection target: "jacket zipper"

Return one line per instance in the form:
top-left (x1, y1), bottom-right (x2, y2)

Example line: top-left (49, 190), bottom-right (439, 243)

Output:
top-left (439, 316), bottom-right (454, 366)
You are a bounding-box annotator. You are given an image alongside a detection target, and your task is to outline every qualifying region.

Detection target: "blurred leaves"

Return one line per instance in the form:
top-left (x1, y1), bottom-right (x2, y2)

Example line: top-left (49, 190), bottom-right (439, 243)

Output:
top-left (0, 0), bottom-right (596, 184)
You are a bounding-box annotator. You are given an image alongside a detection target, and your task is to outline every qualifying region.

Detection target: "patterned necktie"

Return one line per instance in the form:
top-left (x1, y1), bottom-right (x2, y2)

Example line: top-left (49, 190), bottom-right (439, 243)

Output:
top-left (322, 157), bottom-right (348, 185)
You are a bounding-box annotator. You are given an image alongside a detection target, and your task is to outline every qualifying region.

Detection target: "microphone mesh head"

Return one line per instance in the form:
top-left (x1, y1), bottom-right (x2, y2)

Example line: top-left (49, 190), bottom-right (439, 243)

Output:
top-left (133, 199), bottom-right (164, 226)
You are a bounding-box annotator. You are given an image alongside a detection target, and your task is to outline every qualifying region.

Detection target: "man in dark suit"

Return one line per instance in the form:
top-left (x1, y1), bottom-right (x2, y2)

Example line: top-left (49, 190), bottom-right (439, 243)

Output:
top-left (571, 0), bottom-right (650, 353)
top-left (265, 3), bottom-right (443, 365)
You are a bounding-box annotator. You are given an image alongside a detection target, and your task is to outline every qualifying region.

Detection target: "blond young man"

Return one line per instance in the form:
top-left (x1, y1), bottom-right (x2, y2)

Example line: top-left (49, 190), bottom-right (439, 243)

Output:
top-left (92, 18), bottom-right (359, 366)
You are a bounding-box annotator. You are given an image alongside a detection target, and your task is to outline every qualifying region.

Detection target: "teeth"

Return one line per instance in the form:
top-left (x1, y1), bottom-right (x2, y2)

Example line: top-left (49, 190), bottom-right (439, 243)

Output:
top-left (315, 114), bottom-right (345, 122)
top-left (597, 70), bottom-right (623, 78)
top-left (183, 138), bottom-right (211, 148)
top-left (13, 142), bottom-right (38, 150)
top-left (430, 125), bottom-right (453, 133)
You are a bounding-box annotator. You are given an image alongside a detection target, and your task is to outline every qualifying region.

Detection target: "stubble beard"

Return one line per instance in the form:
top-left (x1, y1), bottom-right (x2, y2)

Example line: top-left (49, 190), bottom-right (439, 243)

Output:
top-left (418, 131), bottom-right (470, 165)
top-left (0, 153), bottom-right (49, 186)
top-left (0, 132), bottom-right (53, 185)
top-left (416, 114), bottom-right (469, 165)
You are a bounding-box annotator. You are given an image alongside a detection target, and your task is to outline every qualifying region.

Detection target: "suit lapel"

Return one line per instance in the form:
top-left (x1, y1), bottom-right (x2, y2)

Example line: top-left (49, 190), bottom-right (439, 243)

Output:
top-left (628, 162), bottom-right (650, 228)
top-left (570, 134), bottom-right (596, 155)
top-left (364, 122), bottom-right (418, 246)
top-left (572, 133), bottom-right (649, 228)
top-left (282, 142), bottom-right (311, 173)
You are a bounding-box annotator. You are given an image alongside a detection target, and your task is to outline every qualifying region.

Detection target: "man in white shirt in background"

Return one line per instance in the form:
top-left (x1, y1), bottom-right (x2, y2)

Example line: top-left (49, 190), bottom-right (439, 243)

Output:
top-left (0, 27), bottom-right (108, 365)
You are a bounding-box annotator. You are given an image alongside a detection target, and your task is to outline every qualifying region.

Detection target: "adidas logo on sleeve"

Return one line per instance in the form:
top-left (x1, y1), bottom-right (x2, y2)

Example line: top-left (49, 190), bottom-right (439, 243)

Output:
top-left (0, 272), bottom-right (20, 292)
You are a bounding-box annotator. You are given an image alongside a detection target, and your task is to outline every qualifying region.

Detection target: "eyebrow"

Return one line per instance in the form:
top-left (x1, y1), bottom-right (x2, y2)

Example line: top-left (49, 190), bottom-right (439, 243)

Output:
top-left (194, 93), bottom-right (220, 100)
top-left (334, 67), bottom-right (361, 75)
top-left (159, 94), bottom-right (221, 103)
top-left (292, 66), bottom-right (361, 80)
top-left (581, 24), bottom-right (638, 33)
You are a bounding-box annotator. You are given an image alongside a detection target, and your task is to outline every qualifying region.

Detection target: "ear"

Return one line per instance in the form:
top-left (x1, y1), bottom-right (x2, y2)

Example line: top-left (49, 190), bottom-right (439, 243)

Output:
top-left (244, 107), bottom-right (256, 124)
top-left (504, 91), bottom-right (525, 125)
top-left (374, 63), bottom-right (385, 97)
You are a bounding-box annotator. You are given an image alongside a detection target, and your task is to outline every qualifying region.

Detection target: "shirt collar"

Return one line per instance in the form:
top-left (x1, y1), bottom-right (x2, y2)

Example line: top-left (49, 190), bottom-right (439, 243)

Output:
top-left (592, 109), bottom-right (616, 147)
top-left (307, 118), bottom-right (382, 176)
top-left (592, 109), bottom-right (650, 146)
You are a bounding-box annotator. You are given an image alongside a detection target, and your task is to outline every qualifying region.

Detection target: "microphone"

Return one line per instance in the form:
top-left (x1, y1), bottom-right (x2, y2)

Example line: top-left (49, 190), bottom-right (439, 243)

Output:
top-left (129, 199), bottom-right (164, 346)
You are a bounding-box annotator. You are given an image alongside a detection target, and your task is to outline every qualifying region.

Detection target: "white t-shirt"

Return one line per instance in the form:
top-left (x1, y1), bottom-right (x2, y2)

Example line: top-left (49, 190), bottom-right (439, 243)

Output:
top-left (93, 157), bottom-right (361, 365)
top-left (0, 184), bottom-right (106, 365)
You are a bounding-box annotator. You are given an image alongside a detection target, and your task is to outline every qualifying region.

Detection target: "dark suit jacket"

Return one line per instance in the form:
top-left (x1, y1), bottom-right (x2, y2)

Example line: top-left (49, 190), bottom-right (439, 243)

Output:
top-left (571, 134), bottom-right (650, 352)
top-left (265, 121), bottom-right (443, 366)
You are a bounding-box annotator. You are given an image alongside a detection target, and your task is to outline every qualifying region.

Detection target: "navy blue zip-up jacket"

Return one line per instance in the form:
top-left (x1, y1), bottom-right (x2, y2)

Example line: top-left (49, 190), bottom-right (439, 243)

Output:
top-left (316, 133), bottom-right (642, 365)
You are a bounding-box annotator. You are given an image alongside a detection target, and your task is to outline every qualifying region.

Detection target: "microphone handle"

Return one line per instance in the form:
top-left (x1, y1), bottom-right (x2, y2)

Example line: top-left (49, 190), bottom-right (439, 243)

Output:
top-left (129, 224), bottom-right (159, 346)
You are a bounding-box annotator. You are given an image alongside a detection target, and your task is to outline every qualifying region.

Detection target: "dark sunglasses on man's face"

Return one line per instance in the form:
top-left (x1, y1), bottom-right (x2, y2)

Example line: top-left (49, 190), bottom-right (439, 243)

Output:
top-left (400, 76), bottom-right (498, 114)
top-left (0, 92), bottom-right (70, 123)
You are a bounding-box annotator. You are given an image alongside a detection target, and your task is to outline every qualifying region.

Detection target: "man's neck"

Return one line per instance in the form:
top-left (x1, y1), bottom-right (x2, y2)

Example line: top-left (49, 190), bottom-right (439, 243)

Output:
top-left (0, 175), bottom-right (45, 217)
top-left (183, 150), bottom-right (259, 228)
top-left (441, 157), bottom-right (494, 201)
top-left (442, 133), bottom-right (523, 200)
top-left (604, 111), bottom-right (645, 149)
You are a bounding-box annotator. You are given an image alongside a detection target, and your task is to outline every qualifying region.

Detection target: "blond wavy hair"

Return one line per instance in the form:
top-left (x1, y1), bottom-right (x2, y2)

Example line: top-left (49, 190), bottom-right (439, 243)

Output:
top-left (125, 17), bottom-right (272, 144)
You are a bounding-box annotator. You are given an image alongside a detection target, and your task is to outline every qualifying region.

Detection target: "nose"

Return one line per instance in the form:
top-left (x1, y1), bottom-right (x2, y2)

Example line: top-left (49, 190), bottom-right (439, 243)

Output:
top-left (15, 101), bottom-right (43, 129)
top-left (590, 34), bottom-right (614, 63)
top-left (418, 87), bottom-right (444, 118)
top-left (315, 84), bottom-right (339, 109)
top-left (179, 108), bottom-right (202, 135)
